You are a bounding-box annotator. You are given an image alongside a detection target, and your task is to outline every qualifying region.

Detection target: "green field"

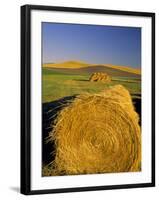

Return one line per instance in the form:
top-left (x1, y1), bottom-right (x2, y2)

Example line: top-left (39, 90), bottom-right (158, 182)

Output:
top-left (42, 68), bottom-right (141, 103)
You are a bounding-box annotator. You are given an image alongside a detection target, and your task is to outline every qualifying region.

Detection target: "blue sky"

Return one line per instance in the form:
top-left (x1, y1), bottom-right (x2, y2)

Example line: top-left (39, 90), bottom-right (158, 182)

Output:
top-left (42, 22), bottom-right (141, 68)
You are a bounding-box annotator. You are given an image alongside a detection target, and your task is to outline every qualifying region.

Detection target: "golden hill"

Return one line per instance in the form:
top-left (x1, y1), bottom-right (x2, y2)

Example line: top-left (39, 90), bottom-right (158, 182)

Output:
top-left (43, 61), bottom-right (89, 69)
top-left (103, 64), bottom-right (141, 75)
top-left (43, 60), bottom-right (141, 75)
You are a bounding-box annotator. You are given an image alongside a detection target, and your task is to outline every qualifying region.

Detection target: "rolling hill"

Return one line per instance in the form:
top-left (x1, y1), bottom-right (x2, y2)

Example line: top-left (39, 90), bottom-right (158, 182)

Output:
top-left (43, 61), bottom-right (141, 78)
top-left (43, 61), bottom-right (89, 69)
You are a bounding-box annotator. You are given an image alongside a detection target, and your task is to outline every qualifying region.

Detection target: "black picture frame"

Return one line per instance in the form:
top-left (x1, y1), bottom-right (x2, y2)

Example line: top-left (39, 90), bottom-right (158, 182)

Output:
top-left (21, 4), bottom-right (155, 195)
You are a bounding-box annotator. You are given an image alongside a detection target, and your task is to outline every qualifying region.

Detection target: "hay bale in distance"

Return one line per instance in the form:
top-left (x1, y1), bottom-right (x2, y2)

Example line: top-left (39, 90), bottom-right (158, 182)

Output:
top-left (48, 85), bottom-right (141, 176)
top-left (89, 72), bottom-right (111, 83)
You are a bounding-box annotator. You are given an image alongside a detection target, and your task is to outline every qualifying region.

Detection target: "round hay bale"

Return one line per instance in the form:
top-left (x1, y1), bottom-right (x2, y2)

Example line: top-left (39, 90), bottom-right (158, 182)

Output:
top-left (89, 72), bottom-right (111, 83)
top-left (49, 85), bottom-right (141, 175)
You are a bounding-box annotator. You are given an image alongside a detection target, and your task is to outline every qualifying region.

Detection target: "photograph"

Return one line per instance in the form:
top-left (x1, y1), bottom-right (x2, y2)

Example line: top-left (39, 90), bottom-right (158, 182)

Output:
top-left (42, 22), bottom-right (142, 177)
top-left (21, 5), bottom-right (155, 194)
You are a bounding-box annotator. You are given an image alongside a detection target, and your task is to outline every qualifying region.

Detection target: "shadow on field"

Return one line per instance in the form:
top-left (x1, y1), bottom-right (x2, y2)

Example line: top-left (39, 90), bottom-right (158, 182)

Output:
top-left (42, 95), bottom-right (76, 165)
top-left (42, 94), bottom-right (141, 165)
top-left (132, 94), bottom-right (141, 125)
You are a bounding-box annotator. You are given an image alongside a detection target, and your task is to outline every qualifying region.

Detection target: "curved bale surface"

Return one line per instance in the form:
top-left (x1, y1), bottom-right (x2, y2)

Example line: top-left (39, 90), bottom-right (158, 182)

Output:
top-left (89, 72), bottom-right (111, 83)
top-left (48, 85), bottom-right (141, 176)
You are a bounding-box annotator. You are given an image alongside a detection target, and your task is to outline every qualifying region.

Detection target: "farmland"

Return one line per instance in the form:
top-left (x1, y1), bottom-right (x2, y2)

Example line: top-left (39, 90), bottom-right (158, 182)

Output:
top-left (42, 67), bottom-right (141, 103)
top-left (42, 63), bottom-right (141, 168)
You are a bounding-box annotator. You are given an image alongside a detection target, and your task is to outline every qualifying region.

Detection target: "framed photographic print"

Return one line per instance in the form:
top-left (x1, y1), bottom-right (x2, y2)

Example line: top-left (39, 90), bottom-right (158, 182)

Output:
top-left (21, 4), bottom-right (155, 195)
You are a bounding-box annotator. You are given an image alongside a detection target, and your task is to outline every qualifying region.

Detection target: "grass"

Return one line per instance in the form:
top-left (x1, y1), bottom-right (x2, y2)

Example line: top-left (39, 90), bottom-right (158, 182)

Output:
top-left (42, 68), bottom-right (141, 103)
